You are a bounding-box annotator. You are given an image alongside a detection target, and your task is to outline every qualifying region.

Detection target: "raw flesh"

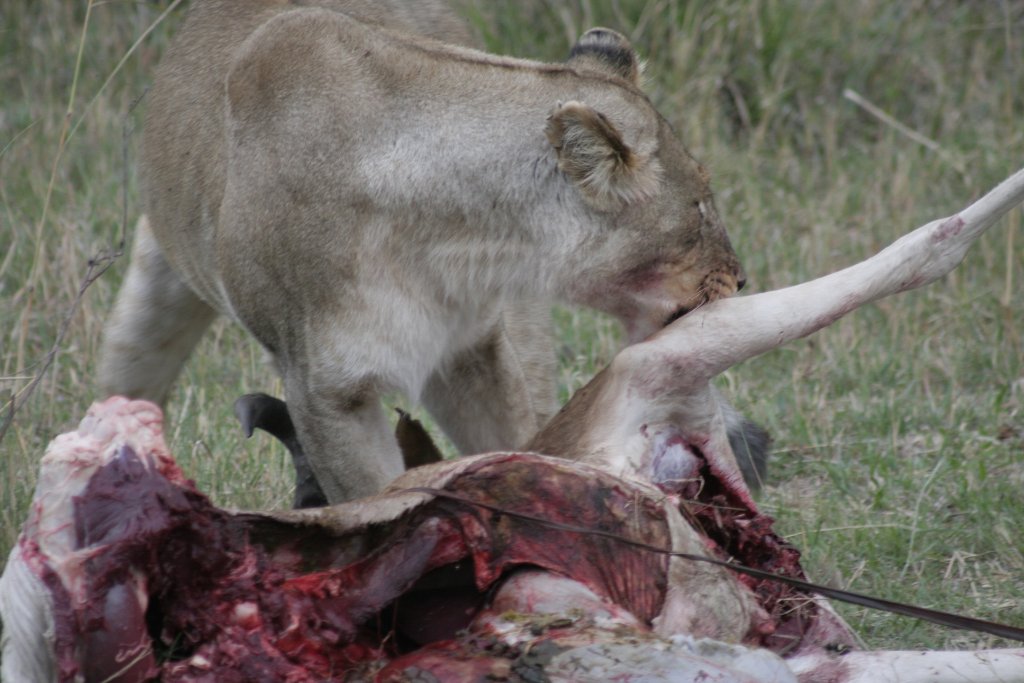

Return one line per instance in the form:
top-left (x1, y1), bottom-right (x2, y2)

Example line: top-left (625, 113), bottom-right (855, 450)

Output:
top-left (2, 398), bottom-right (827, 681)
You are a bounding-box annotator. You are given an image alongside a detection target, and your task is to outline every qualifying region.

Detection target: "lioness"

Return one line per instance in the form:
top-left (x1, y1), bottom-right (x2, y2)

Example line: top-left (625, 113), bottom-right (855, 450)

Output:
top-left (99, 0), bottom-right (750, 503)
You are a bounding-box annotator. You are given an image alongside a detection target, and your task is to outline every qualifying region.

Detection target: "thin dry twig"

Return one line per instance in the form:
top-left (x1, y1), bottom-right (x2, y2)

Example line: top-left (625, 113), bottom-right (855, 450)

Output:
top-left (0, 252), bottom-right (120, 444)
top-left (65, 0), bottom-right (184, 144)
top-left (843, 88), bottom-right (942, 153)
top-left (843, 87), bottom-right (969, 182)
top-left (1, 2), bottom-right (177, 445)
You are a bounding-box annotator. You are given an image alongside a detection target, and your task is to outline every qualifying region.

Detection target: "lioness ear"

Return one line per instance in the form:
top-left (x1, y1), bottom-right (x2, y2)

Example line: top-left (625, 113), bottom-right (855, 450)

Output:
top-left (567, 28), bottom-right (643, 85)
top-left (545, 101), bottom-right (661, 211)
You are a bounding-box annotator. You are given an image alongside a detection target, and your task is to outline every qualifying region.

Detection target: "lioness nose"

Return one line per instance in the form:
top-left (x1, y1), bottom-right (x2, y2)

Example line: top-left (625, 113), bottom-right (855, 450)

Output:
top-left (736, 268), bottom-right (747, 292)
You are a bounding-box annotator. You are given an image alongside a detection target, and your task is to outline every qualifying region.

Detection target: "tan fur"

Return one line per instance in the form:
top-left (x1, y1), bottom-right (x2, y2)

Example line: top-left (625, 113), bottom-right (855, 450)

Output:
top-left (98, 0), bottom-right (745, 503)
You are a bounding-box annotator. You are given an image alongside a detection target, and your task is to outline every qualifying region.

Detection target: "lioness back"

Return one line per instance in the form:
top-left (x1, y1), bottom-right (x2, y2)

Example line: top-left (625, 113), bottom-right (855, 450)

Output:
top-left (141, 0), bottom-right (475, 312)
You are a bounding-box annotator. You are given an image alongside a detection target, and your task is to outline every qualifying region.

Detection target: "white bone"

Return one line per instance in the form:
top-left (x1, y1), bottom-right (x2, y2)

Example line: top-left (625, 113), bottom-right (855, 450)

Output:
top-left (788, 647), bottom-right (1024, 682)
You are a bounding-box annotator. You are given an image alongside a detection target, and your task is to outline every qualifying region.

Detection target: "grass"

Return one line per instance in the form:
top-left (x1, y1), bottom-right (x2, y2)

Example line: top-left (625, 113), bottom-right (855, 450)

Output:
top-left (2, 0), bottom-right (1023, 653)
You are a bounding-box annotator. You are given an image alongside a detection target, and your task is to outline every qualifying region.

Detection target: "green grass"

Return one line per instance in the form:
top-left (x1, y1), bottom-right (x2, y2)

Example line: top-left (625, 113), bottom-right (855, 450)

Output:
top-left (2, 0), bottom-right (1023, 653)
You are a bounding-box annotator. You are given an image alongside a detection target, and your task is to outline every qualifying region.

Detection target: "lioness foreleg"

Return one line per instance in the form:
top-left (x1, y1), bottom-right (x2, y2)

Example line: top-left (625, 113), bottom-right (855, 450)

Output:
top-left (280, 372), bottom-right (405, 503)
top-left (421, 303), bottom-right (558, 454)
top-left (98, 217), bottom-right (217, 404)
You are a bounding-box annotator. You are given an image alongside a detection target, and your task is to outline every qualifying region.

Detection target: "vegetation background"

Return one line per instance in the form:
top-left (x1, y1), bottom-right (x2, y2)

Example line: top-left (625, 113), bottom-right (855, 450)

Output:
top-left (2, 0), bottom-right (1022, 652)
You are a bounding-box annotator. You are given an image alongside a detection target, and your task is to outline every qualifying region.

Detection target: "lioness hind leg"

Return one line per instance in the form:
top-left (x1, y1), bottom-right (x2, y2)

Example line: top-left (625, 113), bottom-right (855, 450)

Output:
top-left (421, 303), bottom-right (558, 454)
top-left (97, 216), bottom-right (217, 404)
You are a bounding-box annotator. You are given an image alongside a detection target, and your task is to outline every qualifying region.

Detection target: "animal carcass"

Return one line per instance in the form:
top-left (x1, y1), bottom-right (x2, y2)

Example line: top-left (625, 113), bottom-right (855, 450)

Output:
top-left (4, 168), bottom-right (1024, 681)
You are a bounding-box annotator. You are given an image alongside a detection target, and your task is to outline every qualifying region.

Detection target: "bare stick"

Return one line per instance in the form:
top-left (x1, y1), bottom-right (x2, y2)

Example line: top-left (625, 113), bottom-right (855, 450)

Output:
top-left (843, 88), bottom-right (967, 180)
top-left (843, 88), bottom-right (941, 153)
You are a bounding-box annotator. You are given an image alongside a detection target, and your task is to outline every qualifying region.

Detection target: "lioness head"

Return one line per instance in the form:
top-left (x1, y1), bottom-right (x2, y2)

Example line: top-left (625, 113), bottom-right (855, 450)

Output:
top-left (547, 29), bottom-right (746, 342)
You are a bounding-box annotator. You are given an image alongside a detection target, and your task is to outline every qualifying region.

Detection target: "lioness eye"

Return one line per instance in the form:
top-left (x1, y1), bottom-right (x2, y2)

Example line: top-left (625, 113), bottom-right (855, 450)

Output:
top-left (696, 201), bottom-right (707, 220)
